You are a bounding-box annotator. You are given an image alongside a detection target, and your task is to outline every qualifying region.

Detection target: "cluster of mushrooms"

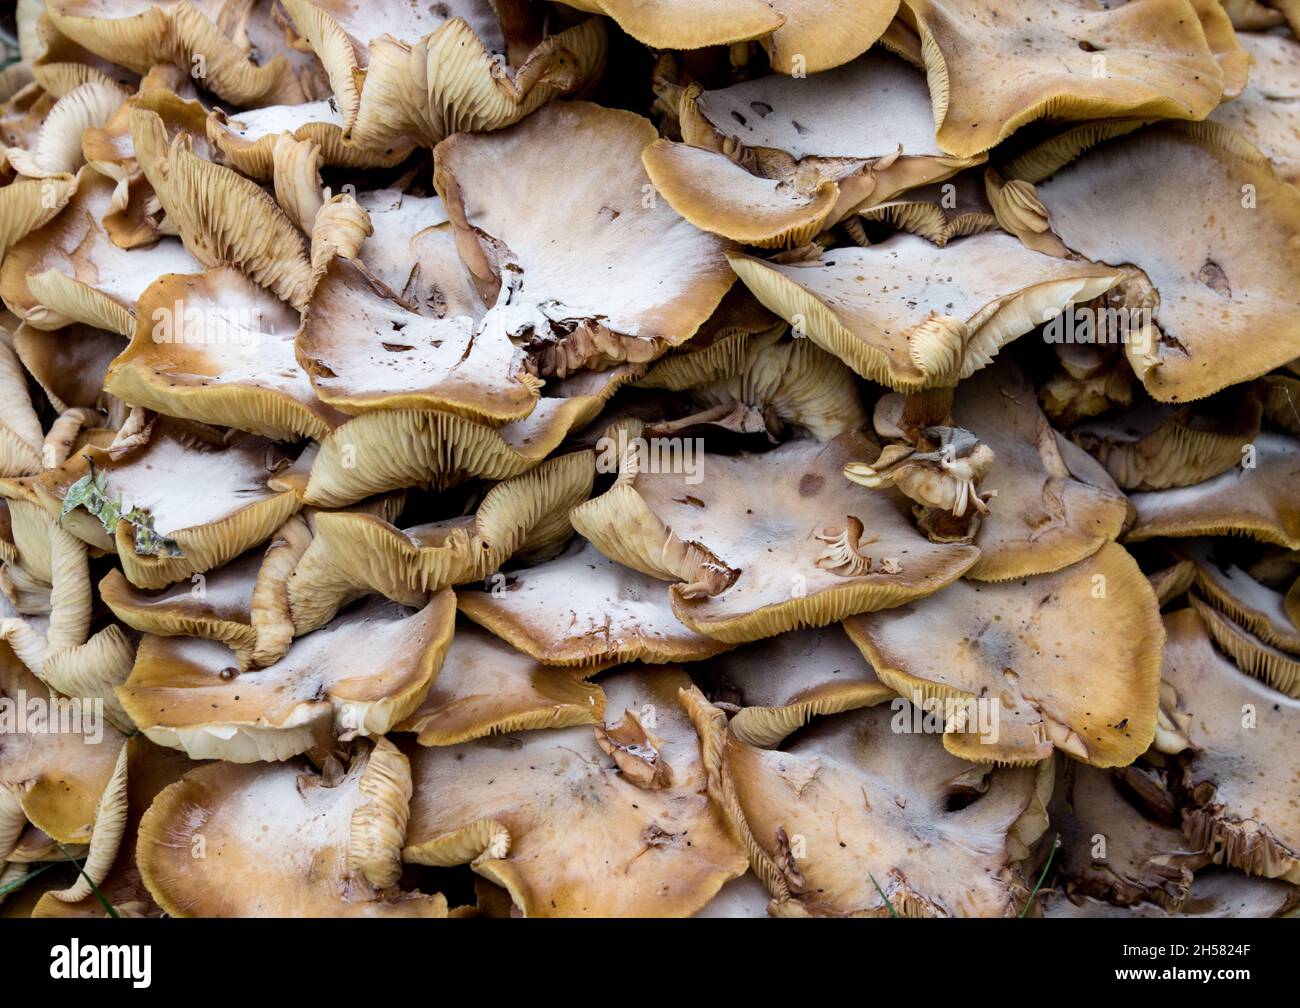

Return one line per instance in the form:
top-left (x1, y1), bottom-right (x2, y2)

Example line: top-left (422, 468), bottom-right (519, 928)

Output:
top-left (0, 0), bottom-right (1298, 919)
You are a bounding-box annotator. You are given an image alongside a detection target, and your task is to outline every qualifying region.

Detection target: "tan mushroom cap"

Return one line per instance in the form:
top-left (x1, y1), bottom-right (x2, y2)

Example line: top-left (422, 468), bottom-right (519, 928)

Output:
top-left (1051, 760), bottom-right (1207, 909)
top-left (282, 0), bottom-right (605, 150)
top-left (845, 173), bottom-right (999, 248)
top-left (1127, 432), bottom-right (1300, 550)
top-left (1042, 867), bottom-right (1300, 918)
top-left (708, 695), bottom-right (1047, 916)
top-left (708, 623), bottom-right (894, 748)
top-left (402, 666), bottom-right (747, 916)
top-left (207, 99), bottom-right (412, 179)
top-left (99, 549), bottom-right (261, 665)
top-left (0, 169), bottom-right (203, 334)
top-left (434, 102), bottom-right (735, 378)
top-left (1019, 121), bottom-right (1300, 403)
top-left (1156, 609), bottom-right (1300, 882)
top-left (28, 419), bottom-right (302, 588)
top-left (1211, 32), bottom-right (1300, 186)
top-left (694, 871), bottom-right (774, 918)
top-left (644, 52), bottom-right (979, 247)
top-left (105, 267), bottom-right (345, 441)
top-left (1180, 539), bottom-right (1300, 653)
top-left (907, 0), bottom-right (1230, 158)
top-left (729, 233), bottom-right (1120, 392)
top-left (457, 535), bottom-right (733, 668)
top-left (571, 422), bottom-right (981, 644)
top-left (33, 734), bottom-right (194, 918)
top-left (636, 288), bottom-right (782, 392)
top-left (46, 0), bottom-right (320, 107)
top-left (1, 79), bottom-right (124, 178)
top-left (0, 336), bottom-right (44, 478)
top-left (120, 591), bottom-right (455, 762)
top-left (12, 322), bottom-right (125, 414)
top-left (0, 173), bottom-right (78, 263)
top-left (950, 359), bottom-right (1128, 581)
top-left (395, 620), bottom-right (606, 746)
top-left (288, 450), bottom-right (593, 633)
top-left (0, 643), bottom-right (126, 845)
top-left (1189, 593), bottom-right (1300, 697)
top-left (1071, 393), bottom-right (1262, 491)
top-left (137, 737), bottom-right (447, 916)
top-left (845, 542), bottom-right (1165, 767)
top-left (349, 190), bottom-right (481, 304)
top-left (298, 256), bottom-right (539, 422)
top-left (302, 367), bottom-right (638, 507)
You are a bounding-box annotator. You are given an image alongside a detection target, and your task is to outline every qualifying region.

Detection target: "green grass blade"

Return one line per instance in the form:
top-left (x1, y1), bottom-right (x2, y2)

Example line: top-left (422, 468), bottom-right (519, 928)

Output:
top-left (869, 873), bottom-right (901, 918)
top-left (1020, 833), bottom-right (1061, 918)
top-left (53, 841), bottom-right (120, 919)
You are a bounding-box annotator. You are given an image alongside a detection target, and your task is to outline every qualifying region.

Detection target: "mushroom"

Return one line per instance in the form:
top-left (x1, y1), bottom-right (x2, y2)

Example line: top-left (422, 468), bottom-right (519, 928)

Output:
top-left (1211, 31), bottom-right (1300, 186)
top-left (687, 688), bottom-right (1050, 916)
top-left (728, 232), bottom-right (1121, 390)
top-left (402, 666), bottom-right (748, 916)
top-left (118, 592), bottom-right (455, 762)
top-left (905, 0), bottom-right (1235, 158)
top-left (570, 420), bottom-right (980, 643)
top-left (643, 51), bottom-right (982, 248)
top-left (1154, 608), bottom-right (1300, 881)
top-left (1042, 867), bottom-right (1300, 918)
top-left (844, 542), bottom-right (1165, 766)
top-left (136, 737), bottom-right (447, 916)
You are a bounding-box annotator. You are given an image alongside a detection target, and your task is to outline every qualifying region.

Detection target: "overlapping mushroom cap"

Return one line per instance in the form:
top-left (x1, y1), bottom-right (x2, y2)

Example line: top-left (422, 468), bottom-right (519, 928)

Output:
top-left (402, 666), bottom-right (748, 916)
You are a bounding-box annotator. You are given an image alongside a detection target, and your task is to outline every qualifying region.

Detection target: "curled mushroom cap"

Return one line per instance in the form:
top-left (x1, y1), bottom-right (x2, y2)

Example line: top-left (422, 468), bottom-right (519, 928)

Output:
top-left (643, 51), bottom-right (980, 247)
top-left (702, 694), bottom-right (1048, 916)
top-left (282, 0), bottom-right (606, 151)
top-left (1211, 31), bottom-right (1300, 187)
top-left (395, 621), bottom-right (605, 746)
top-left (1126, 432), bottom-right (1300, 550)
top-left (458, 535), bottom-right (733, 668)
top-left (906, 0), bottom-right (1231, 158)
top-left (12, 322), bottom-right (126, 417)
top-left (1156, 609), bottom-right (1300, 882)
top-left (0, 645), bottom-right (126, 847)
top-left (432, 102), bottom-right (734, 379)
top-left (287, 451), bottom-right (592, 633)
top-left (402, 666), bottom-right (748, 917)
top-left (30, 419), bottom-right (301, 589)
top-left (1179, 539), bottom-right (1300, 655)
top-left (137, 737), bottom-right (447, 916)
top-left (729, 232), bottom-right (1120, 391)
top-left (105, 267), bottom-right (344, 442)
top-left (845, 173), bottom-right (999, 248)
top-left (1070, 391), bottom-right (1262, 491)
top-left (570, 422), bottom-right (980, 644)
top-left (1043, 867), bottom-right (1300, 918)
top-left (1051, 760), bottom-right (1208, 910)
top-left (119, 591), bottom-right (455, 762)
top-left (845, 542), bottom-right (1165, 767)
top-left (1013, 121), bottom-right (1300, 403)
top-left (948, 359), bottom-right (1128, 581)
top-left (1, 169), bottom-right (203, 333)
top-left (703, 623), bottom-right (895, 749)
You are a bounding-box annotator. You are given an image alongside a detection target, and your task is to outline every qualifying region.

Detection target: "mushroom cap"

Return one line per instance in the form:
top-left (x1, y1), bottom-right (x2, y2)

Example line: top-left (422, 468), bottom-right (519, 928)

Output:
top-left (637, 288), bottom-right (783, 392)
top-left (706, 623), bottom-right (895, 748)
top-left (0, 643), bottom-right (126, 844)
top-left (643, 52), bottom-right (980, 247)
top-left (571, 423), bottom-right (981, 644)
top-left (1157, 608), bottom-right (1300, 881)
top-left (1126, 432), bottom-right (1300, 550)
top-left (457, 535), bottom-right (733, 667)
top-left (1180, 538), bottom-right (1300, 653)
top-left (1071, 393), bottom-right (1262, 491)
top-left (119, 591), bottom-right (455, 762)
top-left (12, 322), bottom-right (124, 413)
top-left (717, 698), bottom-right (1045, 916)
top-left (954, 359), bottom-right (1128, 581)
top-left (136, 738), bottom-right (447, 916)
top-left (1210, 31), bottom-right (1300, 186)
top-left (1022, 121), bottom-right (1300, 402)
top-left (28, 419), bottom-right (302, 588)
top-left (846, 173), bottom-right (999, 247)
top-left (105, 267), bottom-right (344, 441)
top-left (845, 542), bottom-right (1165, 767)
top-left (434, 101), bottom-right (735, 376)
top-left (1042, 867), bottom-right (1300, 918)
top-left (559, 0), bottom-right (783, 52)
top-left (728, 232), bottom-right (1120, 391)
top-left (1, 169), bottom-right (203, 333)
top-left (694, 871), bottom-right (775, 918)
top-left (907, 0), bottom-right (1229, 158)
top-left (1051, 760), bottom-right (1207, 909)
top-left (402, 666), bottom-right (748, 916)
top-left (395, 620), bottom-right (606, 746)
top-left (1189, 593), bottom-right (1300, 698)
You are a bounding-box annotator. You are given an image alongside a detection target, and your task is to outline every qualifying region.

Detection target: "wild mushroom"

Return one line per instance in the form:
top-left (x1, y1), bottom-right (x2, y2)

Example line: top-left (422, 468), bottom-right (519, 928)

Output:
top-left (119, 592), bottom-right (455, 762)
top-left (845, 542), bottom-right (1165, 766)
top-left (136, 737), bottom-right (447, 916)
top-left (1211, 31), bottom-right (1300, 186)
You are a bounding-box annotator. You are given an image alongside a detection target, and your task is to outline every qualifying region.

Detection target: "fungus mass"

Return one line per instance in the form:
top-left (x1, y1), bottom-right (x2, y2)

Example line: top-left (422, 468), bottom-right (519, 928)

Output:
top-left (0, 0), bottom-right (1298, 920)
